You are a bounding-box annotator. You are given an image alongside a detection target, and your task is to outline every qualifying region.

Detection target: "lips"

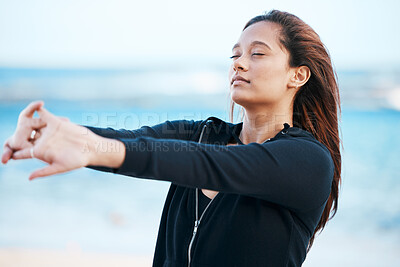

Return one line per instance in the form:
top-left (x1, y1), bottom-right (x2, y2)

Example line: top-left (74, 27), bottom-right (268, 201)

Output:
top-left (231, 75), bottom-right (250, 85)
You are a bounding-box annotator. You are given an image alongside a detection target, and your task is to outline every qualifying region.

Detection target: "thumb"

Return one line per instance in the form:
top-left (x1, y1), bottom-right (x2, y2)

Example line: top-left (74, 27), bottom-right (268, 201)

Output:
top-left (29, 163), bottom-right (64, 180)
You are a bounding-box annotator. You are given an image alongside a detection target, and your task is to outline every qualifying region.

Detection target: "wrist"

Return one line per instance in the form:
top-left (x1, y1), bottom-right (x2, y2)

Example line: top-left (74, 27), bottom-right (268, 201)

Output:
top-left (86, 133), bottom-right (126, 169)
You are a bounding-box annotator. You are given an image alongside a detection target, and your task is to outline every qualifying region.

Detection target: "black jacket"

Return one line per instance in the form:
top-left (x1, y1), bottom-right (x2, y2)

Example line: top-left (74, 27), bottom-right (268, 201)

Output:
top-left (87, 116), bottom-right (334, 267)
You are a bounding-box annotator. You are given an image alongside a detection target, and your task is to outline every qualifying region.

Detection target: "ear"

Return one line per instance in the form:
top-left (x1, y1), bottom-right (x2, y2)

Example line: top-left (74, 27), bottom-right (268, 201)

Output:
top-left (288, 65), bottom-right (311, 90)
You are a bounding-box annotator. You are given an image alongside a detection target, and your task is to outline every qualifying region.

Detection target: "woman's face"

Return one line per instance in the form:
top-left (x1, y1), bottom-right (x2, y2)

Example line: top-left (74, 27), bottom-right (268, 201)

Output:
top-left (229, 21), bottom-right (295, 110)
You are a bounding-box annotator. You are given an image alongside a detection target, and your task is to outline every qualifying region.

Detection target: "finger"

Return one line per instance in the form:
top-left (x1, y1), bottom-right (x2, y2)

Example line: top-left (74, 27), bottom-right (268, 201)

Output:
top-left (32, 130), bottom-right (42, 141)
top-left (20, 101), bottom-right (44, 118)
top-left (37, 107), bottom-right (56, 122)
top-left (29, 164), bottom-right (63, 180)
top-left (12, 146), bottom-right (34, 160)
top-left (1, 144), bottom-right (13, 164)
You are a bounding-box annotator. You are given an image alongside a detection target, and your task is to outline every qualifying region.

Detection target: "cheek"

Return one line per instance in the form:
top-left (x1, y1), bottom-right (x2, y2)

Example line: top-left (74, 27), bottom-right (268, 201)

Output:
top-left (249, 66), bottom-right (290, 103)
top-left (254, 62), bottom-right (287, 88)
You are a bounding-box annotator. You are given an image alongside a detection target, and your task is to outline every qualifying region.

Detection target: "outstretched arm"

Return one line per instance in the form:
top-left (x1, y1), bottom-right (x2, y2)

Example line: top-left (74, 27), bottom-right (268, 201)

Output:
top-left (3, 102), bottom-right (334, 212)
top-left (2, 101), bottom-right (203, 178)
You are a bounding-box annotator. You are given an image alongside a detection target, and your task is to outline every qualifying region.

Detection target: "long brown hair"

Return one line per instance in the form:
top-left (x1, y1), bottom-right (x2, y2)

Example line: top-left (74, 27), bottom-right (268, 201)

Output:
top-left (229, 10), bottom-right (342, 251)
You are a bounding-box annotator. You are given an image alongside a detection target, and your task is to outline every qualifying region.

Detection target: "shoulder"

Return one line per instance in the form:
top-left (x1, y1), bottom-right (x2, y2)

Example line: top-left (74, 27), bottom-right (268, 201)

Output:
top-left (274, 127), bottom-right (335, 184)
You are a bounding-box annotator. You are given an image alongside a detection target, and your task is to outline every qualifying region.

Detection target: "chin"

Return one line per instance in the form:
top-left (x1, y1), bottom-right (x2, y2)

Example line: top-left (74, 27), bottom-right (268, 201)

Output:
top-left (230, 90), bottom-right (276, 109)
top-left (230, 90), bottom-right (254, 107)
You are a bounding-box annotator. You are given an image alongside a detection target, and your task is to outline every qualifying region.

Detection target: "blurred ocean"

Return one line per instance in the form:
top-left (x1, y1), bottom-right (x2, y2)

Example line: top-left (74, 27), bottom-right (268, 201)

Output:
top-left (0, 67), bottom-right (400, 265)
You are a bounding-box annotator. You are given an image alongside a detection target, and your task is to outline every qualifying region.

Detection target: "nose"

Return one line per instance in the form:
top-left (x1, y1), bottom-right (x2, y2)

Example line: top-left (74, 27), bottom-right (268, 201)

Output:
top-left (232, 56), bottom-right (248, 72)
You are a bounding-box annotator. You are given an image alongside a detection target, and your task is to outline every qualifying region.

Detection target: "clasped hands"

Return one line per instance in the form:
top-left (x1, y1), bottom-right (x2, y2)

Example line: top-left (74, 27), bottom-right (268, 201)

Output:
top-left (1, 101), bottom-right (125, 180)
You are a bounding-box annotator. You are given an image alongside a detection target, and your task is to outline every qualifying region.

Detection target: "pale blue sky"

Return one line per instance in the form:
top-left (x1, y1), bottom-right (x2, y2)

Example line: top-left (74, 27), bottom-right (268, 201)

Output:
top-left (0, 0), bottom-right (399, 69)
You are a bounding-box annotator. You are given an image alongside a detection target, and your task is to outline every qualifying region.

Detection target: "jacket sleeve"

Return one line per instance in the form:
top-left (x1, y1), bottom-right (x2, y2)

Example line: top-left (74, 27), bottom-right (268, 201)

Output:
top-left (85, 119), bottom-right (204, 140)
top-left (85, 119), bottom-right (203, 172)
top-left (113, 136), bottom-right (335, 212)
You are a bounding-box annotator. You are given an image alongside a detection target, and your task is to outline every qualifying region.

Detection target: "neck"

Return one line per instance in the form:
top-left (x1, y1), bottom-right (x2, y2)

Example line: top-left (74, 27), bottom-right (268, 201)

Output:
top-left (239, 109), bottom-right (293, 144)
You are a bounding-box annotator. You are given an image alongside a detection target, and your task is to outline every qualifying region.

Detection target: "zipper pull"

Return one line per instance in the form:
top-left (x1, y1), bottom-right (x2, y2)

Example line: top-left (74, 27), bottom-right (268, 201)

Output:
top-left (193, 220), bottom-right (199, 234)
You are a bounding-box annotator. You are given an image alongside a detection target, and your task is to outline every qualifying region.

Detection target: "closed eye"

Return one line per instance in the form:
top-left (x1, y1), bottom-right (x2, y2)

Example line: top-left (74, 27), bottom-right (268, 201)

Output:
top-left (229, 55), bottom-right (240, 59)
top-left (252, 53), bottom-right (265, 56)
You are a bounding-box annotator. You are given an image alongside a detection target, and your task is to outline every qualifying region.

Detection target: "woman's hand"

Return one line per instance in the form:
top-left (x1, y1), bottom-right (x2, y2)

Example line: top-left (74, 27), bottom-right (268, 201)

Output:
top-left (3, 102), bottom-right (126, 180)
top-left (1, 101), bottom-right (46, 164)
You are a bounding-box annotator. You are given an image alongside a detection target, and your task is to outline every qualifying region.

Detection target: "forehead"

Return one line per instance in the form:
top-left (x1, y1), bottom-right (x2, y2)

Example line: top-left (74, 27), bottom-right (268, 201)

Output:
top-left (235, 21), bottom-right (282, 50)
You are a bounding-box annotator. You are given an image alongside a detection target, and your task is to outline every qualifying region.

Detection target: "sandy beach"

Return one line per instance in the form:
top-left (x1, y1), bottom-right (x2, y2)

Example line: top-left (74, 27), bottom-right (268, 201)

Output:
top-left (1, 228), bottom-right (400, 267)
top-left (0, 248), bottom-right (153, 267)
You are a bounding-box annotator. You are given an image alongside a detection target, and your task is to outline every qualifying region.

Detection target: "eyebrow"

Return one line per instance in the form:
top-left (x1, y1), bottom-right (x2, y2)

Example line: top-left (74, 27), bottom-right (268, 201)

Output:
top-left (232, 41), bottom-right (272, 51)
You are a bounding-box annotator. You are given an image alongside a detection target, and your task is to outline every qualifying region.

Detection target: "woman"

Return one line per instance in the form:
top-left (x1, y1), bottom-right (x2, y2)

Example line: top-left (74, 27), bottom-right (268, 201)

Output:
top-left (2, 10), bottom-right (341, 267)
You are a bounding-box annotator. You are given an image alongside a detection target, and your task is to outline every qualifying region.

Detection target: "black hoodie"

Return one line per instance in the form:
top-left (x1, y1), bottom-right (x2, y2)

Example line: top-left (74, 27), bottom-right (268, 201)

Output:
top-left (87, 116), bottom-right (334, 267)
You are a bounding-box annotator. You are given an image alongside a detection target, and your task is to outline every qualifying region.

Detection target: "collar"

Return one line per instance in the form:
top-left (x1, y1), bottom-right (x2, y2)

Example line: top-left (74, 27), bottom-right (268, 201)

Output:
top-left (203, 116), bottom-right (314, 145)
top-left (231, 121), bottom-right (291, 145)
